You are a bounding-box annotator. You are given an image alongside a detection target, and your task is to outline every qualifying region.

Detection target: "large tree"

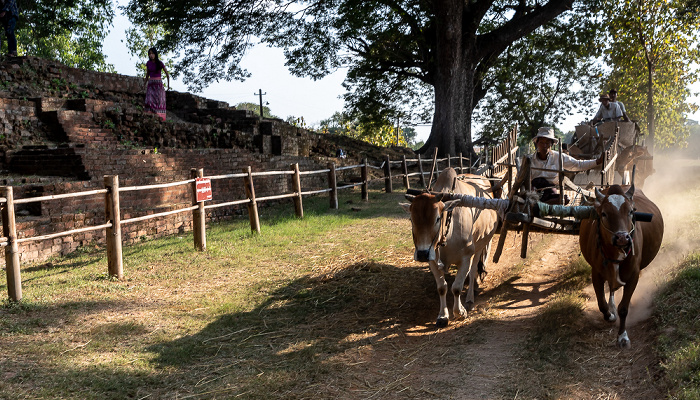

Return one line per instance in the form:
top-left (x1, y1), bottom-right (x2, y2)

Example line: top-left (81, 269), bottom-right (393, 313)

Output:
top-left (473, 10), bottom-right (602, 142)
top-left (604, 0), bottom-right (700, 152)
top-left (125, 0), bottom-right (576, 156)
top-left (18, 0), bottom-right (115, 71)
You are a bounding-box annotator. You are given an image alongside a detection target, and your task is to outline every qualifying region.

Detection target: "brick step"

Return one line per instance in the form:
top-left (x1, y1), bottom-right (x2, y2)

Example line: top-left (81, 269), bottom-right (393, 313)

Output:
top-left (8, 147), bottom-right (90, 180)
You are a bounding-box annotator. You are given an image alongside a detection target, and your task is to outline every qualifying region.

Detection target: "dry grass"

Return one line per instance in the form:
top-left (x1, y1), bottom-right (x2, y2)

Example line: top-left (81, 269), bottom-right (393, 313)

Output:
top-left (2, 157), bottom-right (700, 400)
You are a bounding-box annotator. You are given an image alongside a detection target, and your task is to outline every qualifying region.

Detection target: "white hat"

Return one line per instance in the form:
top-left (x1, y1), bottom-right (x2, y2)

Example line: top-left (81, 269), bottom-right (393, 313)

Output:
top-left (533, 127), bottom-right (557, 142)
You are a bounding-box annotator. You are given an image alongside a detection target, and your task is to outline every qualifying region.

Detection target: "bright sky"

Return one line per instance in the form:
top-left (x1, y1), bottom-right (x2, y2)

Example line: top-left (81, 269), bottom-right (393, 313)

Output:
top-left (103, 6), bottom-right (699, 144)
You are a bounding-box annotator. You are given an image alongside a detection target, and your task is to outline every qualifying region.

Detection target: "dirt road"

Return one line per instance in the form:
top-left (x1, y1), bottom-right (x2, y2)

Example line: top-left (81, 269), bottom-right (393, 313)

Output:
top-left (335, 156), bottom-right (699, 399)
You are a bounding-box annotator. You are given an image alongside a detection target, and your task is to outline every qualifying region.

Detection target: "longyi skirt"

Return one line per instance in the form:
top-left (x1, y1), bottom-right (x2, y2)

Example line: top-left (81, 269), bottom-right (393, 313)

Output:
top-left (145, 78), bottom-right (167, 121)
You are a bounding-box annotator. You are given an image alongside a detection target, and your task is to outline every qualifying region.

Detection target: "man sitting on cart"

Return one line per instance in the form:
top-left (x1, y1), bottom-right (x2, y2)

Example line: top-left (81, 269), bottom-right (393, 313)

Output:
top-left (590, 94), bottom-right (623, 124)
top-left (609, 89), bottom-right (630, 122)
top-left (531, 127), bottom-right (604, 205)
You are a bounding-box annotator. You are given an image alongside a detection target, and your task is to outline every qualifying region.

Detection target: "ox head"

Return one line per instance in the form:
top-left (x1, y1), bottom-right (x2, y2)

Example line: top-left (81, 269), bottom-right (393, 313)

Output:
top-left (400, 193), bottom-right (461, 262)
top-left (594, 184), bottom-right (636, 255)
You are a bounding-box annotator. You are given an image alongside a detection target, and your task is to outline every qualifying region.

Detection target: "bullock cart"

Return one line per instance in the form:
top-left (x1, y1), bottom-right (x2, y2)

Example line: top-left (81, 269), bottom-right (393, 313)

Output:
top-left (568, 121), bottom-right (654, 187)
top-left (410, 123), bottom-right (649, 263)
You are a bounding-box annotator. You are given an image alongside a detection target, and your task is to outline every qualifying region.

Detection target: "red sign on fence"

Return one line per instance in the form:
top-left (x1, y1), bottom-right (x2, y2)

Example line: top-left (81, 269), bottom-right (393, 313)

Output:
top-left (195, 178), bottom-right (213, 202)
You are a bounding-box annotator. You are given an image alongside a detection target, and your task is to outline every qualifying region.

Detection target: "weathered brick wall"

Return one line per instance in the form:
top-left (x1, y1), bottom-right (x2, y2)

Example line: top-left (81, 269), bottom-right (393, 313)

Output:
top-left (0, 98), bottom-right (44, 149)
top-left (6, 147), bottom-right (355, 266)
top-left (0, 56), bottom-right (414, 267)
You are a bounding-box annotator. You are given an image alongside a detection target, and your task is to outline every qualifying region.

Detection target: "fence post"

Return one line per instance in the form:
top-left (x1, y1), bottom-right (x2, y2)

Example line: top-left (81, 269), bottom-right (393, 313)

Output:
top-left (328, 162), bottom-right (338, 209)
top-left (417, 154), bottom-right (426, 187)
top-left (384, 155), bottom-right (393, 193)
top-left (104, 175), bottom-right (123, 279)
top-left (361, 158), bottom-right (369, 202)
top-left (190, 168), bottom-right (206, 251)
top-left (291, 163), bottom-right (304, 218)
top-left (401, 155), bottom-right (410, 190)
top-left (243, 166), bottom-right (261, 234)
top-left (2, 186), bottom-right (21, 301)
top-left (428, 147), bottom-right (438, 189)
top-left (447, 154), bottom-right (451, 169)
top-left (459, 152), bottom-right (464, 174)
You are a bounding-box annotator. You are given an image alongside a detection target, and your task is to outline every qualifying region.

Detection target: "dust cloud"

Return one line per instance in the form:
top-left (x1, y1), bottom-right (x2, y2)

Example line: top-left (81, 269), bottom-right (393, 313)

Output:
top-left (620, 151), bottom-right (700, 325)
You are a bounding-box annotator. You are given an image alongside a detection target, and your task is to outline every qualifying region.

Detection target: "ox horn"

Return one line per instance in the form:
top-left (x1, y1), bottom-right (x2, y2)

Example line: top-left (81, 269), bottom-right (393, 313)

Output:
top-left (404, 194), bottom-right (416, 202)
top-left (433, 193), bottom-right (446, 203)
top-left (595, 187), bottom-right (605, 202)
top-left (626, 166), bottom-right (636, 199)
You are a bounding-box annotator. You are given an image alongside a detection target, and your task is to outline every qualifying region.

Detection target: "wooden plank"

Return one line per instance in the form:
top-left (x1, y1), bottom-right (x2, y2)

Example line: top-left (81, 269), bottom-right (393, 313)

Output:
top-left (119, 180), bottom-right (192, 193)
top-left (14, 188), bottom-right (109, 204)
top-left (121, 206), bottom-right (198, 225)
top-left (16, 223), bottom-right (113, 243)
top-left (191, 168), bottom-right (206, 252)
top-left (292, 163), bottom-right (303, 218)
top-left (104, 175), bottom-right (124, 279)
top-left (2, 186), bottom-right (21, 301)
top-left (329, 162), bottom-right (338, 209)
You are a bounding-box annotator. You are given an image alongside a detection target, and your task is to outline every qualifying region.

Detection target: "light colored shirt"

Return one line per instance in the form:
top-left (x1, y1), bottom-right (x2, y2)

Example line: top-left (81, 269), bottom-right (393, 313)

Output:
top-left (530, 150), bottom-right (598, 183)
top-left (612, 100), bottom-right (626, 114)
top-left (594, 102), bottom-right (623, 122)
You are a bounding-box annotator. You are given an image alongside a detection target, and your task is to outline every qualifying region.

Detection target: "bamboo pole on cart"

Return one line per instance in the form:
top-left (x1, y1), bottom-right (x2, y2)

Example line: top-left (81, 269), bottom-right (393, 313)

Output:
top-left (243, 166), bottom-right (261, 234)
top-left (493, 156), bottom-right (531, 263)
top-left (328, 162), bottom-right (338, 209)
top-left (417, 154), bottom-right (426, 187)
top-left (558, 142), bottom-right (565, 205)
top-left (384, 155), bottom-right (393, 193)
top-left (520, 161), bottom-right (532, 258)
top-left (191, 168), bottom-right (206, 251)
top-left (506, 131), bottom-right (513, 194)
top-left (104, 175), bottom-right (124, 279)
top-left (402, 155), bottom-right (410, 189)
top-left (428, 147), bottom-right (438, 190)
top-left (291, 163), bottom-right (304, 217)
top-left (361, 158), bottom-right (369, 201)
top-left (2, 186), bottom-right (21, 301)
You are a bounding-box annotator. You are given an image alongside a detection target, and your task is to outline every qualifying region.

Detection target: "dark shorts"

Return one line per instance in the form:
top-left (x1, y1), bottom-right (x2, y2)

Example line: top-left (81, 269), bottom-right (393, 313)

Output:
top-left (531, 177), bottom-right (558, 203)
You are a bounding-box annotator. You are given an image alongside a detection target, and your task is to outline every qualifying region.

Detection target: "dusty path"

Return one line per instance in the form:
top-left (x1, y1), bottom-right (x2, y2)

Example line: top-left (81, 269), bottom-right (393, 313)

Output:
top-left (334, 157), bottom-right (699, 400)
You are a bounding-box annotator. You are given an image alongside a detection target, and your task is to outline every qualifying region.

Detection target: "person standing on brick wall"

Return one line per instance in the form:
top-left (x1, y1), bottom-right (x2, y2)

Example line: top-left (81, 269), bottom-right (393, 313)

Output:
top-left (0, 0), bottom-right (18, 57)
top-left (144, 47), bottom-right (170, 121)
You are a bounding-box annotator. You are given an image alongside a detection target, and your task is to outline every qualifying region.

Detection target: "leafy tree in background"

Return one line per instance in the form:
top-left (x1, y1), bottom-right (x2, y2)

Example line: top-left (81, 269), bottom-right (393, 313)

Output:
top-left (123, 21), bottom-right (174, 76)
top-left (604, 0), bottom-right (700, 151)
top-left (124, 0), bottom-right (576, 157)
top-left (234, 102), bottom-right (278, 119)
top-left (18, 0), bottom-right (115, 71)
top-left (319, 111), bottom-right (415, 147)
top-left (474, 9), bottom-right (602, 142)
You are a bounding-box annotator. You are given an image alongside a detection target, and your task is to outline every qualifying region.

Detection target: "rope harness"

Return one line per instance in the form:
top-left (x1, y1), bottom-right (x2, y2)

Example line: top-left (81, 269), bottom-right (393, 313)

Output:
top-left (595, 211), bottom-right (636, 286)
top-left (437, 209), bottom-right (453, 248)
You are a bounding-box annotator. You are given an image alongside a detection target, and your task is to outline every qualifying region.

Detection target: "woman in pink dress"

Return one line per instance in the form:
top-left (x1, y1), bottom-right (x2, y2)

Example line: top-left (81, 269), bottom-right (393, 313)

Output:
top-left (144, 47), bottom-right (170, 121)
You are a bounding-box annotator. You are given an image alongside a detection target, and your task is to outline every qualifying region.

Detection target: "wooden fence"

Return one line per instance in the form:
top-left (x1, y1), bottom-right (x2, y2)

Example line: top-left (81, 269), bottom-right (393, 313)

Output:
top-left (1, 150), bottom-right (481, 301)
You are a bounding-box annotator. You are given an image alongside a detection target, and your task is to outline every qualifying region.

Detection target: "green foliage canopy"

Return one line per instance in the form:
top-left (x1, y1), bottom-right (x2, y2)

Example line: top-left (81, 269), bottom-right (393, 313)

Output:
top-left (124, 0), bottom-right (575, 156)
top-left (18, 0), bottom-right (115, 71)
top-left (474, 6), bottom-right (603, 142)
top-left (604, 0), bottom-right (700, 150)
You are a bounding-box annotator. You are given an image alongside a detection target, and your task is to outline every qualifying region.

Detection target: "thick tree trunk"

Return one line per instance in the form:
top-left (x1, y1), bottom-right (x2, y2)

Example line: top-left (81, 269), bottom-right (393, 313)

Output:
top-left (646, 60), bottom-right (655, 154)
top-left (419, 0), bottom-right (474, 158)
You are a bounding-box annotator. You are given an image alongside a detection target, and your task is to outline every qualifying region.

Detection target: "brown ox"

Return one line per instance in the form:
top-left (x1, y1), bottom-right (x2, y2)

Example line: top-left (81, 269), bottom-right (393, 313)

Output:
top-left (615, 145), bottom-right (655, 188)
top-left (400, 168), bottom-right (499, 327)
top-left (579, 184), bottom-right (664, 348)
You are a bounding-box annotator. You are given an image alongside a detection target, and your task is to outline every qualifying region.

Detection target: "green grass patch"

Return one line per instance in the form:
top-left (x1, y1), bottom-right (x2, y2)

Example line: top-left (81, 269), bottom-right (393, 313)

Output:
top-left (654, 253), bottom-right (700, 400)
top-left (0, 188), bottom-right (423, 399)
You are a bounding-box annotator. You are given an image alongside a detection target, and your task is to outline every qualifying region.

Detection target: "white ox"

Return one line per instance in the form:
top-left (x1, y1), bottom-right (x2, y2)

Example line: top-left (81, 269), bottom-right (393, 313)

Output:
top-left (401, 168), bottom-right (499, 327)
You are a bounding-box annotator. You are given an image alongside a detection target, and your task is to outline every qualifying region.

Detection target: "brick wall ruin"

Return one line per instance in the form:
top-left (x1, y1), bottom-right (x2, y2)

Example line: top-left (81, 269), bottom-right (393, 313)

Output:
top-left (0, 56), bottom-right (415, 265)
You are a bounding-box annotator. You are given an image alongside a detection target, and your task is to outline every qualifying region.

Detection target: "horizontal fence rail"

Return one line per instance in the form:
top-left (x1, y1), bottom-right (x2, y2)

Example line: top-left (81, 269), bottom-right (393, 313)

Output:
top-left (2, 130), bottom-right (521, 302)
